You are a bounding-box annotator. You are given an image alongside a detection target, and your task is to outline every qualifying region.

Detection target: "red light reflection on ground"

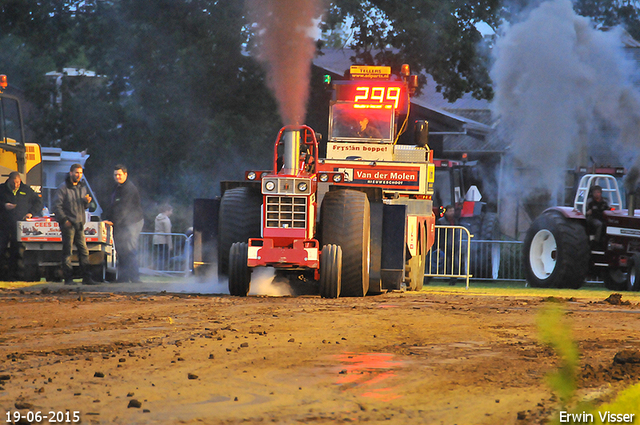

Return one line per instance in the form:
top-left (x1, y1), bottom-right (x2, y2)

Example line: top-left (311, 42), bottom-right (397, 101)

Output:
top-left (334, 353), bottom-right (403, 401)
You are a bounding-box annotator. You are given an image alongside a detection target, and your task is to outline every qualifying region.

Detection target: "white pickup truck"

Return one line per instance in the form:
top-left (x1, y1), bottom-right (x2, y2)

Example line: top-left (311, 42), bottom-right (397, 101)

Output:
top-left (16, 147), bottom-right (117, 282)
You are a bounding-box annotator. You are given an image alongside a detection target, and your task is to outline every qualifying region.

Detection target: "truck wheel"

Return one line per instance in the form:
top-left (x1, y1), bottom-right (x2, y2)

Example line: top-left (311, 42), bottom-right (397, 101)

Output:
top-left (321, 190), bottom-right (370, 297)
top-left (627, 253), bottom-right (640, 291)
top-left (228, 242), bottom-right (251, 296)
top-left (45, 267), bottom-right (62, 282)
top-left (91, 263), bottom-right (106, 282)
top-left (106, 270), bottom-right (118, 283)
top-left (319, 244), bottom-right (342, 298)
top-left (218, 187), bottom-right (262, 277)
top-left (21, 266), bottom-right (41, 282)
top-left (523, 211), bottom-right (589, 289)
top-left (18, 248), bottom-right (40, 282)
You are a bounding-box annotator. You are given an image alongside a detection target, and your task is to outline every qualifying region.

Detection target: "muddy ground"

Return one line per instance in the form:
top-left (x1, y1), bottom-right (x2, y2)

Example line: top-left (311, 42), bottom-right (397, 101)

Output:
top-left (1, 279), bottom-right (640, 425)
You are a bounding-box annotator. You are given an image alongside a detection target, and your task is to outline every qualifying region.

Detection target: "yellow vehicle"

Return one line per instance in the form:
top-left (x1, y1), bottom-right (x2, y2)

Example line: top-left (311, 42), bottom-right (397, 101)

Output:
top-left (0, 74), bottom-right (42, 189)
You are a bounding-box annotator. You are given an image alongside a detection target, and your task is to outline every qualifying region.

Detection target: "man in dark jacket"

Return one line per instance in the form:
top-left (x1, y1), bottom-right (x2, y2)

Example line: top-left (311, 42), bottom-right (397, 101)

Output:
top-left (0, 172), bottom-right (42, 280)
top-left (103, 164), bottom-right (144, 283)
top-left (52, 163), bottom-right (96, 285)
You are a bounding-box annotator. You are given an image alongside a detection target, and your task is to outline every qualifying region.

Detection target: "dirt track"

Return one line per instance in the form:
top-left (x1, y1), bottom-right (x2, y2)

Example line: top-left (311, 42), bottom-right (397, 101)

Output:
top-left (1, 281), bottom-right (640, 425)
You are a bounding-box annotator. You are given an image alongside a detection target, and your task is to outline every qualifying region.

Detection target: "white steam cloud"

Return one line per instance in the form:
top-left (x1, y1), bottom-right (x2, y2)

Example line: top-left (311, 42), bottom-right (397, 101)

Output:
top-left (491, 0), bottom-right (640, 201)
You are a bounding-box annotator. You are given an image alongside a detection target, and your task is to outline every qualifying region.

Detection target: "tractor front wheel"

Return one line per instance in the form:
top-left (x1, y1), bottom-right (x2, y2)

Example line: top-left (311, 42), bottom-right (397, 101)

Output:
top-left (319, 244), bottom-right (342, 298)
top-left (228, 242), bottom-right (251, 296)
top-left (523, 211), bottom-right (589, 289)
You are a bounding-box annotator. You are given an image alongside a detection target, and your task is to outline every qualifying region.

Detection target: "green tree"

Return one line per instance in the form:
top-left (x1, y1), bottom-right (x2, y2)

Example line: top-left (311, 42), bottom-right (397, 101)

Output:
top-left (322, 0), bottom-right (501, 101)
top-left (1, 0), bottom-right (282, 218)
top-left (575, 0), bottom-right (640, 39)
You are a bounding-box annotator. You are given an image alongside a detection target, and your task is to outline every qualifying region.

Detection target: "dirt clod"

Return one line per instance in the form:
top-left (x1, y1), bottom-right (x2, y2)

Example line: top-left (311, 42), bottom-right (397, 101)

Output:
top-left (14, 401), bottom-right (33, 409)
top-left (613, 350), bottom-right (640, 364)
top-left (603, 293), bottom-right (630, 305)
top-left (128, 399), bottom-right (142, 408)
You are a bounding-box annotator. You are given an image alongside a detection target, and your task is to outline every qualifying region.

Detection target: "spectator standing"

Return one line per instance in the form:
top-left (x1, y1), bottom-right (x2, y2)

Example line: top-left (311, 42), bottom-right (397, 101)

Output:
top-left (103, 164), bottom-right (144, 283)
top-left (0, 172), bottom-right (42, 280)
top-left (152, 204), bottom-right (173, 270)
top-left (52, 164), bottom-right (96, 285)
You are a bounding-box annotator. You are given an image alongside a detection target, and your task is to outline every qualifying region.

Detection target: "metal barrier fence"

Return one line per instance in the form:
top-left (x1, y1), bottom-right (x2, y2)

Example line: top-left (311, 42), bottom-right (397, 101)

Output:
top-left (425, 227), bottom-right (526, 286)
top-left (135, 230), bottom-right (525, 282)
top-left (468, 239), bottom-right (525, 281)
top-left (138, 232), bottom-right (193, 276)
top-left (425, 226), bottom-right (472, 288)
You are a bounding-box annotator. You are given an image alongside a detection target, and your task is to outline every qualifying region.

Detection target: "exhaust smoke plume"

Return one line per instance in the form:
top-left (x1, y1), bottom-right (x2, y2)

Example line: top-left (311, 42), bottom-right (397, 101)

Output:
top-left (248, 0), bottom-right (321, 125)
top-left (491, 0), bottom-right (640, 203)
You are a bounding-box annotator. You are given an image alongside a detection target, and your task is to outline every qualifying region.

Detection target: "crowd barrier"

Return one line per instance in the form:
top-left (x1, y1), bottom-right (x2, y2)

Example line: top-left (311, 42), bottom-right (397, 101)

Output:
top-left (135, 230), bottom-right (525, 283)
top-left (137, 232), bottom-right (192, 276)
top-left (425, 226), bottom-right (473, 288)
top-left (425, 226), bottom-right (526, 287)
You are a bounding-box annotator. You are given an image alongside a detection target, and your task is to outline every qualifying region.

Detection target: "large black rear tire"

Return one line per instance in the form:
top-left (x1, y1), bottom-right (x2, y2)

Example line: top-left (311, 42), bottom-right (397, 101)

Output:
top-left (218, 187), bottom-right (262, 277)
top-left (321, 190), bottom-right (370, 297)
top-left (523, 211), bottom-right (589, 289)
top-left (319, 244), bottom-right (342, 298)
top-left (228, 242), bottom-right (251, 296)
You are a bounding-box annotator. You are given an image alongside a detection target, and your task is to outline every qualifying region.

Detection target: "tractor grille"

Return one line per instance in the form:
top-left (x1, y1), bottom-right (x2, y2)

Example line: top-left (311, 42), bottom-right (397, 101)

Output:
top-left (266, 196), bottom-right (307, 229)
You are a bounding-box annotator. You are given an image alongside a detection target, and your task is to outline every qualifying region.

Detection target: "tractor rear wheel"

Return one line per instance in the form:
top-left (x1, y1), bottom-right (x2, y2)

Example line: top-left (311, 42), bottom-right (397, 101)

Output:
top-left (319, 244), bottom-right (342, 298)
top-left (321, 190), bottom-right (370, 297)
top-left (218, 187), bottom-right (262, 277)
top-left (523, 211), bottom-right (589, 289)
top-left (627, 253), bottom-right (640, 291)
top-left (228, 242), bottom-right (251, 296)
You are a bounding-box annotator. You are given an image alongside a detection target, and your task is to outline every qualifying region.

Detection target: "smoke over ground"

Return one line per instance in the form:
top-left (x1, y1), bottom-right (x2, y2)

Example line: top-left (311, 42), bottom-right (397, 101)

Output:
top-left (248, 0), bottom-right (321, 125)
top-left (491, 0), bottom-right (640, 202)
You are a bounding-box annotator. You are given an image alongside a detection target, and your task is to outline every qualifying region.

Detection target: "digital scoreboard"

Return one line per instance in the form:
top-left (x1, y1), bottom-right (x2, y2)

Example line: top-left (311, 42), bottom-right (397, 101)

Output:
top-left (333, 81), bottom-right (408, 114)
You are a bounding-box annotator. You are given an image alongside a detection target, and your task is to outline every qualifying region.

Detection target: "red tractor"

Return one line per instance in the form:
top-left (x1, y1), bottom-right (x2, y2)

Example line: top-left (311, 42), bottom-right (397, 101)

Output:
top-left (524, 174), bottom-right (639, 291)
top-left (432, 158), bottom-right (500, 278)
top-left (196, 65), bottom-right (437, 297)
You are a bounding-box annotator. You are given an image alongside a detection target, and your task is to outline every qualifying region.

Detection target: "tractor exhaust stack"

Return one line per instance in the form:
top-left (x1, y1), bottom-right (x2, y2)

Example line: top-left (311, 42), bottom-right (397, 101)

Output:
top-left (282, 129), bottom-right (301, 174)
